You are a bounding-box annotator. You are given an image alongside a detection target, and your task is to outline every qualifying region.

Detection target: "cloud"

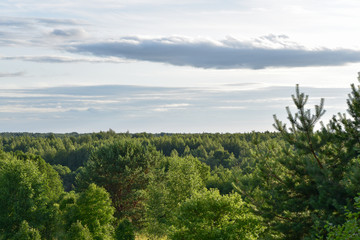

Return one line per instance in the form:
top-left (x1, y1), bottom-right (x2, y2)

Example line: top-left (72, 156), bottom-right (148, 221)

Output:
top-left (0, 16), bottom-right (86, 47)
top-left (0, 17), bottom-right (82, 28)
top-left (0, 84), bottom-right (350, 132)
top-left (0, 55), bottom-right (127, 63)
top-left (68, 35), bottom-right (360, 69)
top-left (50, 28), bottom-right (87, 39)
top-left (37, 18), bottom-right (82, 26)
top-left (0, 71), bottom-right (25, 78)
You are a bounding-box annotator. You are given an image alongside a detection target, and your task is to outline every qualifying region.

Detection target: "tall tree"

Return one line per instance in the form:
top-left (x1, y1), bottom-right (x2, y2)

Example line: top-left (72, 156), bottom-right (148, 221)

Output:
top-left (235, 82), bottom-right (360, 239)
top-left (76, 140), bottom-right (162, 222)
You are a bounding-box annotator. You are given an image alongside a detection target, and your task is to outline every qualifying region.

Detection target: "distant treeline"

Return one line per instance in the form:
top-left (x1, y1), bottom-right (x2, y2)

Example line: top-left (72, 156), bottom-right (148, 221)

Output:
top-left (0, 130), bottom-right (278, 192)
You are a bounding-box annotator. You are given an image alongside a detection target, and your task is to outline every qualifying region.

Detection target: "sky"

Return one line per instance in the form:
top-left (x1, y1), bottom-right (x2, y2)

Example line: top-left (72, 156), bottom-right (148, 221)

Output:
top-left (0, 0), bottom-right (359, 133)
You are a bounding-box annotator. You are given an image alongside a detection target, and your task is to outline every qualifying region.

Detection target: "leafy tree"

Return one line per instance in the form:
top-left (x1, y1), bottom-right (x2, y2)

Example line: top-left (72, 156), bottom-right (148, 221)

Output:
top-left (115, 219), bottom-right (135, 240)
top-left (15, 151), bottom-right (64, 201)
top-left (60, 184), bottom-right (115, 239)
top-left (52, 164), bottom-right (75, 191)
top-left (10, 221), bottom-right (41, 240)
top-left (76, 140), bottom-right (162, 222)
top-left (206, 166), bottom-right (241, 195)
top-left (66, 221), bottom-right (93, 240)
top-left (0, 151), bottom-right (63, 239)
top-left (169, 188), bottom-right (265, 240)
top-left (145, 155), bottom-right (209, 237)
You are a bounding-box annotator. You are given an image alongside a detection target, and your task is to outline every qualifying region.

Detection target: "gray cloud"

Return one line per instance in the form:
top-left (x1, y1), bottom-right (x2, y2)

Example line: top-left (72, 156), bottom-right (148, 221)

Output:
top-left (68, 35), bottom-right (360, 69)
top-left (0, 71), bottom-right (25, 78)
top-left (50, 28), bottom-right (86, 38)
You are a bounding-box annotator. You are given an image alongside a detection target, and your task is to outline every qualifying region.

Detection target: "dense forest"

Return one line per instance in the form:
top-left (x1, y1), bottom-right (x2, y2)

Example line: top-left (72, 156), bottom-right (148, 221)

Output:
top-left (1, 78), bottom-right (360, 239)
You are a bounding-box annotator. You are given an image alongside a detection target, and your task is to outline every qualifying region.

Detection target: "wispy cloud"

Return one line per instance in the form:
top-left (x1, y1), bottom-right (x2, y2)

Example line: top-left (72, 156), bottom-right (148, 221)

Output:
top-left (0, 71), bottom-right (25, 78)
top-left (0, 55), bottom-right (127, 63)
top-left (0, 84), bottom-right (349, 132)
top-left (0, 17), bottom-right (82, 28)
top-left (68, 35), bottom-right (360, 69)
top-left (0, 16), bottom-right (87, 47)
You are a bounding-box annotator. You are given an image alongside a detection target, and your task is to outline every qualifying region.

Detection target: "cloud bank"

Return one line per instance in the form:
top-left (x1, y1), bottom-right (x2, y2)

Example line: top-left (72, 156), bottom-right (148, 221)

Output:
top-left (69, 35), bottom-right (360, 69)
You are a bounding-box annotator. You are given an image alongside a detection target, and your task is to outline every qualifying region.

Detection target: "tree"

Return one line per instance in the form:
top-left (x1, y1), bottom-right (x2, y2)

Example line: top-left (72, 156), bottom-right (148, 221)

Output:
top-left (206, 166), bottom-right (240, 195)
top-left (0, 151), bottom-right (63, 239)
top-left (76, 140), bottom-right (162, 222)
top-left (11, 221), bottom-right (41, 240)
top-left (66, 221), bottom-right (93, 240)
top-left (144, 155), bottom-right (210, 237)
top-left (115, 219), bottom-right (135, 240)
top-left (60, 184), bottom-right (115, 240)
top-left (234, 82), bottom-right (360, 239)
top-left (325, 194), bottom-right (360, 240)
top-left (169, 189), bottom-right (265, 240)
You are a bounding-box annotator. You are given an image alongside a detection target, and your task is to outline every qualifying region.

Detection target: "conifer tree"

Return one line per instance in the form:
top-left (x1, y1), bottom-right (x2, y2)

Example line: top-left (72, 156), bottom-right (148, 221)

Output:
top-left (235, 77), bottom-right (360, 239)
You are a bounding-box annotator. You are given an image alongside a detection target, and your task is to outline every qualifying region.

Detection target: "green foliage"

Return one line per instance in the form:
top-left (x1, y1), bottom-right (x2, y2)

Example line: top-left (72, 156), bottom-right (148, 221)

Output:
top-left (0, 151), bottom-right (63, 239)
top-left (76, 140), bottom-right (162, 222)
top-left (206, 166), bottom-right (241, 194)
top-left (324, 194), bottom-right (360, 240)
top-left (0, 131), bottom-right (282, 239)
top-left (14, 151), bottom-right (64, 201)
top-left (169, 189), bottom-right (265, 240)
top-left (67, 221), bottom-right (93, 240)
top-left (53, 164), bottom-right (72, 176)
top-left (52, 164), bottom-right (76, 191)
top-left (144, 155), bottom-right (209, 237)
top-left (60, 184), bottom-right (115, 239)
top-left (76, 183), bottom-right (115, 238)
top-left (233, 80), bottom-right (360, 239)
top-left (11, 221), bottom-right (41, 240)
top-left (115, 219), bottom-right (135, 240)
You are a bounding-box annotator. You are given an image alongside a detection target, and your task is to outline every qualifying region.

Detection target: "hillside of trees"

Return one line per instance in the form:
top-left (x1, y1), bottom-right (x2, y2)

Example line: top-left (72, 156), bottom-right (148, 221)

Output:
top-left (1, 76), bottom-right (360, 239)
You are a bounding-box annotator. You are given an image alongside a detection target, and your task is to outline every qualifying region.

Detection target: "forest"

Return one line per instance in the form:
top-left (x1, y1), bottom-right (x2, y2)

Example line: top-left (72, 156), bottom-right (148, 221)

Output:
top-left (1, 78), bottom-right (360, 240)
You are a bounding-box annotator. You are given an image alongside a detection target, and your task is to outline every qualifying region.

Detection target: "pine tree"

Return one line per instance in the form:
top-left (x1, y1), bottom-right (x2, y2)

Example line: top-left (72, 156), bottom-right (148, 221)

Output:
top-left (235, 77), bottom-right (360, 239)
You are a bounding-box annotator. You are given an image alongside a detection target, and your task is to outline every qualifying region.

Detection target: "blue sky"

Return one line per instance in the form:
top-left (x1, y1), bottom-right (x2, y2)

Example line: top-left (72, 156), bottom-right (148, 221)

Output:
top-left (0, 0), bottom-right (359, 133)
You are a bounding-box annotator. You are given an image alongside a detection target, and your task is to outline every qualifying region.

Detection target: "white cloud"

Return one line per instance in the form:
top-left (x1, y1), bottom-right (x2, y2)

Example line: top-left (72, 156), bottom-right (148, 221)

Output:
top-left (152, 103), bottom-right (191, 112)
